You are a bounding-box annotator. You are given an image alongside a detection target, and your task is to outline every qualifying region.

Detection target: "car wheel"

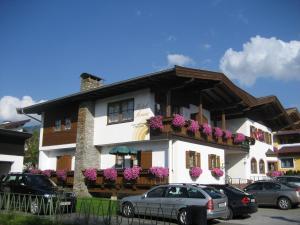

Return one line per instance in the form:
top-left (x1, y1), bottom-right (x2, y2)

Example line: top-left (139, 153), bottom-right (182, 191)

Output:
top-left (122, 202), bottom-right (134, 218)
top-left (277, 197), bottom-right (291, 210)
top-left (30, 199), bottom-right (39, 214)
top-left (224, 207), bottom-right (233, 220)
top-left (177, 208), bottom-right (187, 225)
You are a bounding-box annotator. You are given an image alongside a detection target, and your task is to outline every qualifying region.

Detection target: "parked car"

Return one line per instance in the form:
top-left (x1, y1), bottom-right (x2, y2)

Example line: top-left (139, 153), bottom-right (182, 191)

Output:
top-left (244, 180), bottom-right (300, 210)
top-left (120, 184), bottom-right (228, 225)
top-left (0, 173), bottom-right (76, 214)
top-left (274, 176), bottom-right (300, 187)
top-left (208, 184), bottom-right (257, 219)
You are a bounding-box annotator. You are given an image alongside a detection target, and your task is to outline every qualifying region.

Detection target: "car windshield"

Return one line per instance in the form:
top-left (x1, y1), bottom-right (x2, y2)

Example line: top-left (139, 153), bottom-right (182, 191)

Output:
top-left (25, 175), bottom-right (56, 187)
top-left (203, 187), bottom-right (223, 199)
top-left (226, 185), bottom-right (247, 194)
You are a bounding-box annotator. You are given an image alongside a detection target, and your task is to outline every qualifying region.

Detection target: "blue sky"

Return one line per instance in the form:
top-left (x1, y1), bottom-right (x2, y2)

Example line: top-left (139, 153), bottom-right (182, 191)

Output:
top-left (0, 0), bottom-right (300, 122)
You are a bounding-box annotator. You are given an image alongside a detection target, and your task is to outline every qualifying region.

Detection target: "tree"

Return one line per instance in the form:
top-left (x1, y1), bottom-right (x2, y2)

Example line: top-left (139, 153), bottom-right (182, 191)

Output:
top-left (24, 130), bottom-right (39, 168)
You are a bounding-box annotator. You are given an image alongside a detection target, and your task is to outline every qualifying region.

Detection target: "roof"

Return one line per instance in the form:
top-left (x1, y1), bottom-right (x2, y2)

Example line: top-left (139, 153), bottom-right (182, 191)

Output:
top-left (265, 149), bottom-right (277, 157)
top-left (277, 146), bottom-right (300, 155)
top-left (0, 128), bottom-right (32, 140)
top-left (18, 66), bottom-right (292, 131)
top-left (279, 107), bottom-right (300, 131)
top-left (0, 119), bottom-right (30, 129)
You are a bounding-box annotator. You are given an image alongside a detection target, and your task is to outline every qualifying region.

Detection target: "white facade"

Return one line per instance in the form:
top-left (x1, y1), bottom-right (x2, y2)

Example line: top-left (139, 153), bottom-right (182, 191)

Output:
top-left (0, 154), bottom-right (24, 174)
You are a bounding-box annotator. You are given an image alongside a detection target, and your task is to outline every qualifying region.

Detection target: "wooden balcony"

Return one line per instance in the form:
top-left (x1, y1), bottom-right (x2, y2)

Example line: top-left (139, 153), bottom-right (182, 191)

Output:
top-left (50, 169), bottom-right (168, 197)
top-left (150, 117), bottom-right (254, 151)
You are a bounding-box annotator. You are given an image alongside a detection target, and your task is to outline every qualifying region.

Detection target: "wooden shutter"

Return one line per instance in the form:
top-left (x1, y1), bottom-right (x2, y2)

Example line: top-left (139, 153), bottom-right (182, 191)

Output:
top-left (216, 156), bottom-right (220, 168)
top-left (186, 151), bottom-right (190, 168)
top-left (56, 155), bottom-right (72, 171)
top-left (196, 153), bottom-right (201, 168)
top-left (208, 154), bottom-right (212, 170)
top-left (140, 151), bottom-right (152, 169)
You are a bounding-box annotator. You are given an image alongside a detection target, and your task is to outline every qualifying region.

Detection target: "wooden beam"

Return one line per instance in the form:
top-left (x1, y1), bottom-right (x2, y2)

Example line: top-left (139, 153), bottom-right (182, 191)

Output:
top-left (222, 112), bottom-right (226, 130)
top-left (166, 90), bottom-right (171, 117)
top-left (198, 94), bottom-right (203, 124)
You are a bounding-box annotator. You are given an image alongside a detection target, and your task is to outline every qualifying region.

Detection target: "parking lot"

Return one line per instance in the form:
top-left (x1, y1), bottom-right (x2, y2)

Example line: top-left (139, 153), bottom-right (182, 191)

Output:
top-left (213, 207), bottom-right (300, 225)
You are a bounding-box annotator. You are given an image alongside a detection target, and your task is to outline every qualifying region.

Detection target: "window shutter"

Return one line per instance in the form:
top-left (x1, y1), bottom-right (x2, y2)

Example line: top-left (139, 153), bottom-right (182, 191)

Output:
top-left (208, 154), bottom-right (212, 170)
top-left (186, 151), bottom-right (190, 168)
top-left (196, 153), bottom-right (201, 168)
top-left (140, 151), bottom-right (152, 169)
top-left (216, 156), bottom-right (220, 168)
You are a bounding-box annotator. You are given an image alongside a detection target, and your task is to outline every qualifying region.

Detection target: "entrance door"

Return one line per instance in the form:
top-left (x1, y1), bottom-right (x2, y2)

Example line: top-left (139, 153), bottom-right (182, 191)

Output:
top-left (56, 155), bottom-right (72, 171)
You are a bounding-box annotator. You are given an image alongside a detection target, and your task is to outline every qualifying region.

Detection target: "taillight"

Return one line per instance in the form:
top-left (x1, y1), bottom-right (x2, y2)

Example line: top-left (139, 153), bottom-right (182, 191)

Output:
top-left (241, 196), bottom-right (250, 205)
top-left (206, 199), bottom-right (214, 211)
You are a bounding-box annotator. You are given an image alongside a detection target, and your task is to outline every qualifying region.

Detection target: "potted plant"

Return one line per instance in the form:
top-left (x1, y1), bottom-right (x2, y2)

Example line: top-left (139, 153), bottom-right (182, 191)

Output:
top-left (149, 167), bottom-right (169, 184)
top-left (201, 123), bottom-right (212, 140)
top-left (189, 167), bottom-right (202, 180)
top-left (103, 168), bottom-right (118, 187)
top-left (234, 133), bottom-right (246, 144)
top-left (213, 127), bottom-right (223, 142)
top-left (211, 168), bottom-right (224, 178)
top-left (148, 115), bottom-right (163, 134)
top-left (83, 168), bottom-right (97, 186)
top-left (186, 120), bottom-right (200, 136)
top-left (123, 166), bottom-right (142, 188)
top-left (171, 114), bottom-right (186, 131)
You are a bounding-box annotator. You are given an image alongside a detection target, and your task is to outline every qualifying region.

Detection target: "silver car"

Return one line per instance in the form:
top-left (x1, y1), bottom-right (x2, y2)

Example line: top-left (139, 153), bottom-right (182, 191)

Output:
top-left (275, 176), bottom-right (300, 187)
top-left (120, 184), bottom-right (228, 224)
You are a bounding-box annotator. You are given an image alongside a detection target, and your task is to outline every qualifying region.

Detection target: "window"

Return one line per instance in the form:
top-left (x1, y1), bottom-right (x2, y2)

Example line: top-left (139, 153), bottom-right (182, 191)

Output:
top-left (185, 151), bottom-right (201, 168)
top-left (208, 154), bottom-right (220, 170)
top-left (54, 120), bottom-right (61, 131)
top-left (264, 182), bottom-right (281, 190)
top-left (259, 159), bottom-right (265, 174)
top-left (65, 118), bottom-right (72, 130)
top-left (245, 183), bottom-right (263, 191)
top-left (166, 187), bottom-right (189, 198)
top-left (281, 158), bottom-right (294, 168)
top-left (251, 158), bottom-right (257, 174)
top-left (187, 187), bottom-right (206, 199)
top-left (147, 187), bottom-right (167, 198)
top-left (115, 155), bottom-right (125, 169)
top-left (107, 99), bottom-right (134, 124)
top-left (203, 187), bottom-right (223, 199)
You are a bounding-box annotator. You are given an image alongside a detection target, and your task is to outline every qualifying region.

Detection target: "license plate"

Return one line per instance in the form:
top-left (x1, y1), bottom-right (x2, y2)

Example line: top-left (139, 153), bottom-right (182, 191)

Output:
top-left (218, 202), bottom-right (226, 208)
top-left (60, 201), bottom-right (71, 206)
top-left (251, 199), bottom-right (255, 203)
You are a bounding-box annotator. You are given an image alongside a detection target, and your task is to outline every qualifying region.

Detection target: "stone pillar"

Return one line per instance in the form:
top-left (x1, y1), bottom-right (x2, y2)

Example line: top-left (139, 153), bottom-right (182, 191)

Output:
top-left (73, 100), bottom-right (99, 197)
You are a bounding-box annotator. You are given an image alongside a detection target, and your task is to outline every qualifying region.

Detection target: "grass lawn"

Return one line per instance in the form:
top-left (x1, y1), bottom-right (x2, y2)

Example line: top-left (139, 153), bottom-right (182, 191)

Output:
top-left (0, 213), bottom-right (67, 225)
top-left (76, 197), bottom-right (118, 216)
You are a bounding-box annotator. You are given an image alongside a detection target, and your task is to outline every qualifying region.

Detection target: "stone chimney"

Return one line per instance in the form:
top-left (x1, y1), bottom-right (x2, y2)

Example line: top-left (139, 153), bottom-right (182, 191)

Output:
top-left (80, 73), bottom-right (103, 91)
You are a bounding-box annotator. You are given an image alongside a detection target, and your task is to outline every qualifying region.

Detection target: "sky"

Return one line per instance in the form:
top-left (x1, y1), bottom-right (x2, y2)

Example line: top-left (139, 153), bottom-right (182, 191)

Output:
top-left (0, 0), bottom-right (300, 123)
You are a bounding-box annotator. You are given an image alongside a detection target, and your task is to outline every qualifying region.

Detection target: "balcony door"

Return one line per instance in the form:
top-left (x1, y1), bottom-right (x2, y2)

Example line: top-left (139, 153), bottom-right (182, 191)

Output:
top-left (56, 155), bottom-right (72, 171)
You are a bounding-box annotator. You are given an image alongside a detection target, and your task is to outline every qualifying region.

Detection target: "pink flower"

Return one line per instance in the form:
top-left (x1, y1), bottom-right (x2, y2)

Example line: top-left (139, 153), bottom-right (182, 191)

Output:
top-left (84, 168), bottom-right (97, 182)
top-left (149, 115), bottom-right (163, 130)
top-left (42, 169), bottom-right (54, 177)
top-left (202, 123), bottom-right (212, 135)
top-left (267, 171), bottom-right (283, 177)
top-left (189, 167), bottom-right (202, 178)
top-left (234, 133), bottom-right (246, 143)
top-left (187, 120), bottom-right (200, 133)
top-left (103, 168), bottom-right (117, 181)
top-left (172, 114), bottom-right (186, 128)
top-left (214, 127), bottom-right (223, 138)
top-left (56, 170), bottom-right (67, 181)
top-left (29, 169), bottom-right (41, 174)
top-left (211, 168), bottom-right (224, 177)
top-left (123, 166), bottom-right (142, 181)
top-left (149, 167), bottom-right (169, 178)
top-left (224, 130), bottom-right (232, 139)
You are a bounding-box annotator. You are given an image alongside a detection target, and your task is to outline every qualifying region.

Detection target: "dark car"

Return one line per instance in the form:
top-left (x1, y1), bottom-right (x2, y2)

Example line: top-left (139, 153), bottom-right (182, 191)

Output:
top-left (0, 173), bottom-right (76, 214)
top-left (208, 184), bottom-right (257, 220)
top-left (244, 180), bottom-right (300, 210)
top-left (275, 176), bottom-right (300, 187)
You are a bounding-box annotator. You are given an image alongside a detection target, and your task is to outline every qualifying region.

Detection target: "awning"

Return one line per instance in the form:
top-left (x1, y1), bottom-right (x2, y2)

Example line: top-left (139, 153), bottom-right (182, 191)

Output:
top-left (109, 146), bottom-right (138, 155)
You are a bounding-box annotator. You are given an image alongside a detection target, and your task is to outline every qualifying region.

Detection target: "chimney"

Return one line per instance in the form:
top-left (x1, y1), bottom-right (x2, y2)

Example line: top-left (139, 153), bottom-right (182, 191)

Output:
top-left (80, 73), bottom-right (103, 91)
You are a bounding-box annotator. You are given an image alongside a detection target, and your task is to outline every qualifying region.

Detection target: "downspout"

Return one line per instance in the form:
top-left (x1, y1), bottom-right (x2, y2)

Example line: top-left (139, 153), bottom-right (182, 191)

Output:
top-left (16, 108), bottom-right (41, 123)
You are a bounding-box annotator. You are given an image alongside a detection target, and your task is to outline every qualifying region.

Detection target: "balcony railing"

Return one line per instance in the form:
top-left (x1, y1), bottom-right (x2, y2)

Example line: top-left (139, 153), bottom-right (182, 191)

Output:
top-left (149, 117), bottom-right (254, 151)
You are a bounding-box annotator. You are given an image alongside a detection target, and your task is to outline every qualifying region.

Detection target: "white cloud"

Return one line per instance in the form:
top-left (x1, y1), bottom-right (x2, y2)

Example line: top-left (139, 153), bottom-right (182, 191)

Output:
top-left (0, 96), bottom-right (45, 123)
top-left (220, 36), bottom-right (300, 86)
top-left (203, 44), bottom-right (211, 49)
top-left (167, 54), bottom-right (194, 66)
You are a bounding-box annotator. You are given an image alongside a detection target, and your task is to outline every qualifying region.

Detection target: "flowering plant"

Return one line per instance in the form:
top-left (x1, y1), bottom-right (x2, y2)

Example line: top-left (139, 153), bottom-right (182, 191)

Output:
top-left (56, 170), bottom-right (67, 181)
top-left (42, 169), bottom-right (54, 177)
top-left (172, 114), bottom-right (185, 128)
top-left (234, 133), bottom-right (246, 143)
top-left (201, 123), bottom-right (212, 136)
top-left (149, 115), bottom-right (163, 130)
top-left (267, 171), bottom-right (283, 177)
top-left (211, 168), bottom-right (224, 177)
top-left (189, 167), bottom-right (202, 179)
top-left (223, 130), bottom-right (232, 139)
top-left (84, 168), bottom-right (97, 182)
top-left (103, 168), bottom-right (117, 181)
top-left (29, 169), bottom-right (41, 174)
top-left (123, 166), bottom-right (142, 181)
top-left (213, 127), bottom-right (223, 138)
top-left (149, 167), bottom-right (169, 178)
top-left (187, 120), bottom-right (200, 133)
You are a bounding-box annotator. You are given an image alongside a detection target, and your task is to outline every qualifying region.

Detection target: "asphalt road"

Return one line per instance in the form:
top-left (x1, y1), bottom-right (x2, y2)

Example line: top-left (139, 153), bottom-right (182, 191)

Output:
top-left (212, 207), bottom-right (300, 225)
